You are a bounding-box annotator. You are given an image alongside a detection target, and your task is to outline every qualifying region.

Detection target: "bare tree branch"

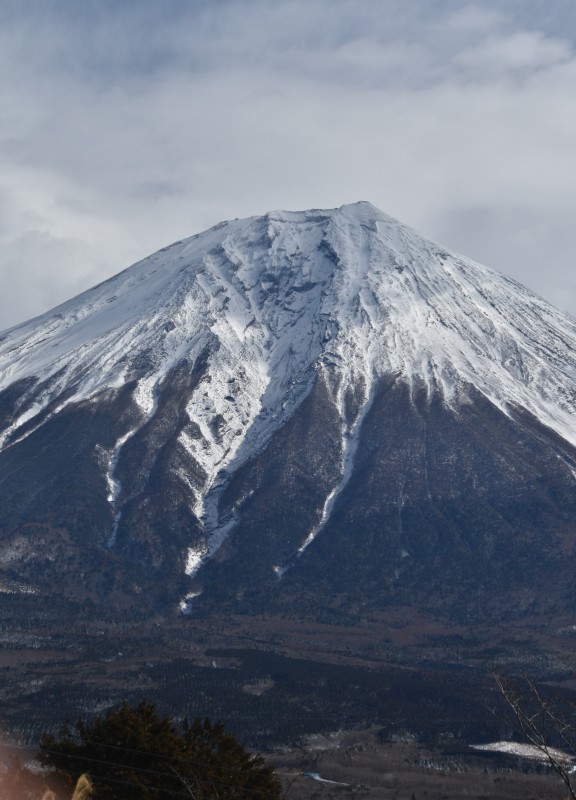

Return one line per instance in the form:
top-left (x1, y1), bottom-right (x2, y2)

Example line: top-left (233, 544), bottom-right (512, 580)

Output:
top-left (494, 673), bottom-right (576, 800)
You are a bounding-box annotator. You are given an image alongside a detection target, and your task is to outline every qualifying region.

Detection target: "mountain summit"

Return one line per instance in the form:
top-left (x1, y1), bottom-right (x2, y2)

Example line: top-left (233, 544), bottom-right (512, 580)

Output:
top-left (1, 202), bottom-right (576, 618)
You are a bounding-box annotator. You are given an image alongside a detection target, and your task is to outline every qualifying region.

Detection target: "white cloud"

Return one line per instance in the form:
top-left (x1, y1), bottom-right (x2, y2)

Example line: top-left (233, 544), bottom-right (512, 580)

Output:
top-left (446, 5), bottom-right (507, 33)
top-left (1, 0), bottom-right (576, 329)
top-left (455, 31), bottom-right (572, 76)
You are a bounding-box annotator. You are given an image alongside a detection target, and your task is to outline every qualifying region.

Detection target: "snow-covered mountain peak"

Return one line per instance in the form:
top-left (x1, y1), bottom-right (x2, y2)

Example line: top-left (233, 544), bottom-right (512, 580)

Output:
top-left (3, 202), bottom-right (576, 607)
top-left (1, 201), bottom-right (576, 480)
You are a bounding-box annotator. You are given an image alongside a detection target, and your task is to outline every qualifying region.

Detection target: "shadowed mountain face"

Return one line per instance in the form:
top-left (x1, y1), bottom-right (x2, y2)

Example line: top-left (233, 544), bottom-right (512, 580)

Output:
top-left (197, 375), bottom-right (576, 622)
top-left (0, 202), bottom-right (576, 621)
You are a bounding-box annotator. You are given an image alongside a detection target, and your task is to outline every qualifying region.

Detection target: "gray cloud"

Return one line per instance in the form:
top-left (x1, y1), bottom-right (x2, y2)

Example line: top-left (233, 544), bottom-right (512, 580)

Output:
top-left (1, 0), bottom-right (576, 329)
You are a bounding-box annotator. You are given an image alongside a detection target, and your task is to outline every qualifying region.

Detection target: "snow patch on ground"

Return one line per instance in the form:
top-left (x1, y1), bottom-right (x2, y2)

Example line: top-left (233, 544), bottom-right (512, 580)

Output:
top-left (303, 772), bottom-right (350, 786)
top-left (472, 741), bottom-right (575, 765)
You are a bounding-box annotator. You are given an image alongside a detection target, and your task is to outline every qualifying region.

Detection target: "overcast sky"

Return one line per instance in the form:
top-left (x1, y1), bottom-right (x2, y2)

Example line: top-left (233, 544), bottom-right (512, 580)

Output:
top-left (1, 0), bottom-right (576, 329)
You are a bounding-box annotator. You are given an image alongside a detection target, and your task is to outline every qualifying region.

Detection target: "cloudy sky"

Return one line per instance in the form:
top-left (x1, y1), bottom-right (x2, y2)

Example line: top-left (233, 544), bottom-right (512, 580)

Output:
top-left (1, 0), bottom-right (576, 329)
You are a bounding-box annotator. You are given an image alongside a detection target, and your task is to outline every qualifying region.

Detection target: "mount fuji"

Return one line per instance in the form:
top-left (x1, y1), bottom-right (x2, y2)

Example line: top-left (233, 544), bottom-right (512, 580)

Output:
top-left (1, 201), bottom-right (576, 621)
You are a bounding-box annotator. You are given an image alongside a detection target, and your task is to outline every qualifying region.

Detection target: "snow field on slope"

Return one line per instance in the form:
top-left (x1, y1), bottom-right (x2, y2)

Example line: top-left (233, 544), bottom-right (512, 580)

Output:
top-left (2, 202), bottom-right (576, 579)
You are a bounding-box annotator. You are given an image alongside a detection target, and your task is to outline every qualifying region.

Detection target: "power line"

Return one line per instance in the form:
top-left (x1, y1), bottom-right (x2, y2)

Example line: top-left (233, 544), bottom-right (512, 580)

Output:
top-left (0, 740), bottom-right (283, 798)
top-left (35, 764), bottom-right (281, 800)
top-left (3, 739), bottom-right (262, 780)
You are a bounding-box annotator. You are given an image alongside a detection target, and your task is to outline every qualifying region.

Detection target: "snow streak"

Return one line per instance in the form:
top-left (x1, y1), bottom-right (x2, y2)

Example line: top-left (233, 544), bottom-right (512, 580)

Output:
top-left (298, 377), bottom-right (376, 558)
top-left (105, 429), bottom-right (136, 548)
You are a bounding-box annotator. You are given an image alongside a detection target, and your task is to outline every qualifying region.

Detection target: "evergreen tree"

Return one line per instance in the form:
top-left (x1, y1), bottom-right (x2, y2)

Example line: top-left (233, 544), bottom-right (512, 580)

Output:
top-left (39, 700), bottom-right (282, 800)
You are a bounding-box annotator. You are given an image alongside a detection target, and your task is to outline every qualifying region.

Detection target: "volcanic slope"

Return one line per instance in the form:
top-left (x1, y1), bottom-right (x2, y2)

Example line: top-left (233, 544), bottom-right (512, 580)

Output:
top-left (1, 201), bottom-right (576, 618)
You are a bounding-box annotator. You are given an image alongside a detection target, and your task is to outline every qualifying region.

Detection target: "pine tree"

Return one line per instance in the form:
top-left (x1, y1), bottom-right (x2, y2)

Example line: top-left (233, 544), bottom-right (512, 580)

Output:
top-left (39, 700), bottom-right (282, 800)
